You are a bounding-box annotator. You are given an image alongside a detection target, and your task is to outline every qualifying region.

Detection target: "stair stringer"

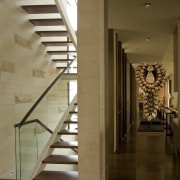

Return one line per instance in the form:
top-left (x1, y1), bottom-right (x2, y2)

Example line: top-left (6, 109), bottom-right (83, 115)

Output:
top-left (55, 0), bottom-right (77, 48)
top-left (28, 95), bottom-right (77, 180)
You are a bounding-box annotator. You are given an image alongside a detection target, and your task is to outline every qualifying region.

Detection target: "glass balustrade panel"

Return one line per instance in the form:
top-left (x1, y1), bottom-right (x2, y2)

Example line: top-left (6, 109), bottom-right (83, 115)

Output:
top-left (15, 63), bottom-right (77, 179)
top-left (26, 64), bottom-right (77, 131)
top-left (15, 123), bottom-right (52, 180)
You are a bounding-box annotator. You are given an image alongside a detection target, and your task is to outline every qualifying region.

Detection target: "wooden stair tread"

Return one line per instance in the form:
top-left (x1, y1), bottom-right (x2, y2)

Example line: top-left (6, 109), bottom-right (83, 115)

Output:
top-left (42, 41), bottom-right (73, 46)
top-left (51, 141), bottom-right (78, 148)
top-left (47, 50), bottom-right (77, 55)
top-left (22, 5), bottom-right (58, 14)
top-left (56, 66), bottom-right (67, 68)
top-left (64, 119), bottom-right (78, 124)
top-left (58, 129), bottom-right (78, 135)
top-left (69, 111), bottom-right (78, 114)
top-left (36, 31), bottom-right (68, 37)
top-left (42, 155), bottom-right (78, 164)
top-left (29, 19), bottom-right (64, 26)
top-left (52, 59), bottom-right (74, 62)
top-left (33, 171), bottom-right (78, 180)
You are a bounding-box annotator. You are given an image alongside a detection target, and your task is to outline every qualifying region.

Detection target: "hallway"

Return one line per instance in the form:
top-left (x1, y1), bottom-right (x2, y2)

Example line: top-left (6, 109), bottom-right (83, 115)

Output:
top-left (108, 122), bottom-right (180, 180)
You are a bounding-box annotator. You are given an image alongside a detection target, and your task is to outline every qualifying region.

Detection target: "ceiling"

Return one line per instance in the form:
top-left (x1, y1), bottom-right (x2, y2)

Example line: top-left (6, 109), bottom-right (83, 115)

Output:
top-left (108, 0), bottom-right (180, 64)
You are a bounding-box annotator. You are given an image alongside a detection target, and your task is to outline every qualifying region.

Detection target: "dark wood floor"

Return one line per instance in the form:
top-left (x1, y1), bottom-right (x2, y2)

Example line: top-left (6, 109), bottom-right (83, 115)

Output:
top-left (108, 122), bottom-right (180, 180)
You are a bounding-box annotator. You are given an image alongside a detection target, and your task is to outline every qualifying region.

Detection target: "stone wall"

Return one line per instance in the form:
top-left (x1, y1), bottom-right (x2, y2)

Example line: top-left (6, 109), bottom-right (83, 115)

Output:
top-left (78, 0), bottom-right (106, 179)
top-left (0, 1), bottom-right (59, 178)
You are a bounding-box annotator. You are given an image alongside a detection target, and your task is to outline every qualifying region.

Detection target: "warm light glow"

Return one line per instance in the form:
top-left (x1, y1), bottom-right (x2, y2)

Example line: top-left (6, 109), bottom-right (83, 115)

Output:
top-left (145, 3), bottom-right (151, 8)
top-left (67, 0), bottom-right (77, 31)
top-left (146, 37), bottom-right (150, 42)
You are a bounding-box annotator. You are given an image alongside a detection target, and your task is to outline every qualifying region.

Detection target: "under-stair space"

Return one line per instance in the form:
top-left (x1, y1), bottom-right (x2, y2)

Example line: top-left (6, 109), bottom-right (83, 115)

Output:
top-left (32, 103), bottom-right (78, 180)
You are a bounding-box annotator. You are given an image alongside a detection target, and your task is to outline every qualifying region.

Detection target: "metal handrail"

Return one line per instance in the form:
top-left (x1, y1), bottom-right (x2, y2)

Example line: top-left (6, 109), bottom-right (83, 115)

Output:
top-left (15, 58), bottom-right (76, 129)
top-left (14, 119), bottom-right (53, 134)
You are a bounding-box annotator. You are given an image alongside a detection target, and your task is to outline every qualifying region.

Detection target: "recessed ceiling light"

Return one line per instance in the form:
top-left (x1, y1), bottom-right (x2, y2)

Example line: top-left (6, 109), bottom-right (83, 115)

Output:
top-left (145, 3), bottom-right (151, 8)
top-left (146, 37), bottom-right (150, 42)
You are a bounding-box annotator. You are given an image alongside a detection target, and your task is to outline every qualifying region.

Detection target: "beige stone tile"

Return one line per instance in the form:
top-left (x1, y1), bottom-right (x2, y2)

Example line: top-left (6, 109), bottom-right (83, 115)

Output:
top-left (1, 34), bottom-right (15, 63)
top-left (15, 34), bottom-right (32, 50)
top-left (32, 78), bottom-right (46, 88)
top-left (15, 93), bottom-right (33, 104)
top-left (32, 69), bottom-right (46, 78)
top-left (1, 61), bottom-right (15, 73)
top-left (0, 94), bottom-right (14, 105)
top-left (79, 124), bottom-right (100, 143)
top-left (78, 1), bottom-right (102, 28)
top-left (1, 72), bottom-right (16, 82)
top-left (78, 45), bottom-right (100, 62)
top-left (78, 77), bottom-right (100, 95)
top-left (0, 105), bottom-right (14, 123)
top-left (0, 82), bottom-right (16, 93)
top-left (0, 134), bottom-right (15, 177)
top-left (15, 103), bottom-right (33, 121)
top-left (78, 60), bottom-right (100, 78)
top-left (79, 157), bottom-right (100, 174)
top-left (77, 29), bottom-right (100, 47)
top-left (15, 65), bottom-right (32, 84)
top-left (78, 141), bottom-right (100, 157)
top-left (78, 0), bottom-right (100, 14)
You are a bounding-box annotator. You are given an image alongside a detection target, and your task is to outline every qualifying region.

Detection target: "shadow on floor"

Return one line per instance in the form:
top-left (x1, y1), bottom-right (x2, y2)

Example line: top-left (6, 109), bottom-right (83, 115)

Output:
top-left (108, 121), bottom-right (180, 180)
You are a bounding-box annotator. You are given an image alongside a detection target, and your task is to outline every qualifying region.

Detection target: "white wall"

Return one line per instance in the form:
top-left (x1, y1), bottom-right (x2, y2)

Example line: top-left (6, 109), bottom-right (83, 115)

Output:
top-left (161, 37), bottom-right (178, 108)
top-left (0, 1), bottom-right (59, 178)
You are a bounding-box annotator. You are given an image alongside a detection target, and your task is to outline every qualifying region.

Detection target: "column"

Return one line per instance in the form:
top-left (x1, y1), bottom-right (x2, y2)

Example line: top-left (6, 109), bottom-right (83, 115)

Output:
top-left (77, 0), bottom-right (106, 179)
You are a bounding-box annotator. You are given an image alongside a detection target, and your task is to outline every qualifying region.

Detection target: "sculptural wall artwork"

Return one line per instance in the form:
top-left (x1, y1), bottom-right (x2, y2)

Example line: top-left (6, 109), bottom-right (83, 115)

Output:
top-left (136, 63), bottom-right (166, 121)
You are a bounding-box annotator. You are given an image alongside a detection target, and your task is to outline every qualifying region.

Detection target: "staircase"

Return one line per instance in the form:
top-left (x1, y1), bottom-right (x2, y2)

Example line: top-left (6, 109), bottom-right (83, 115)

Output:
top-left (19, 0), bottom-right (77, 70)
top-left (16, 1), bottom-right (78, 179)
top-left (33, 103), bottom-right (78, 179)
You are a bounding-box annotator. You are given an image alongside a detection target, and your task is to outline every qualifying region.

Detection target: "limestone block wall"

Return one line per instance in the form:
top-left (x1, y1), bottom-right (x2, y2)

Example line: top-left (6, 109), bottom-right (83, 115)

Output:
top-left (78, 0), bottom-right (106, 179)
top-left (0, 1), bottom-right (61, 178)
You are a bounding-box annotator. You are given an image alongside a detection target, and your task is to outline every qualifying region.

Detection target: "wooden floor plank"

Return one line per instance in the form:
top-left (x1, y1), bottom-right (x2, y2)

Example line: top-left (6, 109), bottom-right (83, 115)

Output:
top-left (33, 171), bottom-right (78, 180)
top-left (108, 121), bottom-right (180, 180)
